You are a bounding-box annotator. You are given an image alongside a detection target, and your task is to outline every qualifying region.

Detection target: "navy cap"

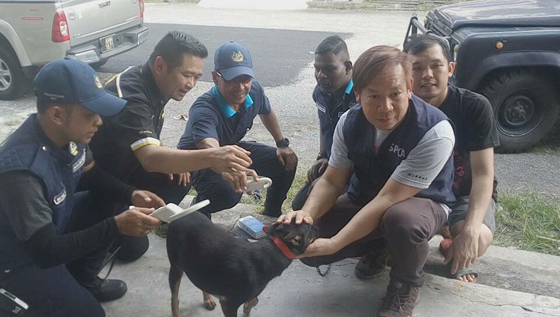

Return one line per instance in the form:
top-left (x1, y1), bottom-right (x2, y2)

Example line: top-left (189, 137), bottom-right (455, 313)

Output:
top-left (34, 58), bottom-right (126, 116)
top-left (214, 42), bottom-right (255, 81)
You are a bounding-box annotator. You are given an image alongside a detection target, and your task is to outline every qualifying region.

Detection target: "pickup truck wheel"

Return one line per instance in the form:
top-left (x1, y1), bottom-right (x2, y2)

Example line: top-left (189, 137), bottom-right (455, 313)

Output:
top-left (481, 70), bottom-right (560, 153)
top-left (0, 46), bottom-right (31, 100)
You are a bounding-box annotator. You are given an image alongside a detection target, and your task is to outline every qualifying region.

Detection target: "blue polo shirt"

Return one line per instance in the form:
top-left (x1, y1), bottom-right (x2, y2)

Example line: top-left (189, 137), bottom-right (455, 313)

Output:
top-left (313, 79), bottom-right (356, 159)
top-left (178, 81), bottom-right (271, 150)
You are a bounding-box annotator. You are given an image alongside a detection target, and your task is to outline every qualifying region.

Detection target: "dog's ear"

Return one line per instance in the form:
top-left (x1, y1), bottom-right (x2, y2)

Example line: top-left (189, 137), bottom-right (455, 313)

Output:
top-left (266, 222), bottom-right (286, 237)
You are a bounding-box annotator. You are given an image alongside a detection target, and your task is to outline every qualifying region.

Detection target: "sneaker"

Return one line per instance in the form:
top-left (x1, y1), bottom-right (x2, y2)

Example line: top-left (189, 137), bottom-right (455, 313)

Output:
top-left (377, 279), bottom-right (420, 317)
top-left (82, 277), bottom-right (127, 302)
top-left (355, 249), bottom-right (390, 280)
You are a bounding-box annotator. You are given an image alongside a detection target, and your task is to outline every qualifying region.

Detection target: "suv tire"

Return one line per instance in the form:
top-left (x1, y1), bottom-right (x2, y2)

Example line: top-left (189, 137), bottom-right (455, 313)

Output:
top-left (481, 69), bottom-right (560, 153)
top-left (0, 46), bottom-right (31, 100)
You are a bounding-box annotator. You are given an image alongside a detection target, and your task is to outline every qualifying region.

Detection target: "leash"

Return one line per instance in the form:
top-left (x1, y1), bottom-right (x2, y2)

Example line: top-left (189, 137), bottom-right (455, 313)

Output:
top-left (96, 242), bottom-right (121, 281)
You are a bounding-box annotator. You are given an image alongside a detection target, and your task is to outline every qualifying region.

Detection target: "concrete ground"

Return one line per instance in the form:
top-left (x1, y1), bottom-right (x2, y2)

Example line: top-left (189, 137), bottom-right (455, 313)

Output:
top-left (101, 199), bottom-right (560, 317)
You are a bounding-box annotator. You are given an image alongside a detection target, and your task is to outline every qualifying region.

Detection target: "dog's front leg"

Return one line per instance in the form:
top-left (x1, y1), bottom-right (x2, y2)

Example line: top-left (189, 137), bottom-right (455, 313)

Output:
top-left (203, 291), bottom-right (217, 310)
top-left (243, 297), bottom-right (259, 315)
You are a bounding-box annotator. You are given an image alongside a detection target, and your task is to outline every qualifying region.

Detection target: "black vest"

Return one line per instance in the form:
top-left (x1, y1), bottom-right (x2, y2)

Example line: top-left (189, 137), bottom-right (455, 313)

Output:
top-left (342, 95), bottom-right (455, 205)
top-left (0, 115), bottom-right (86, 270)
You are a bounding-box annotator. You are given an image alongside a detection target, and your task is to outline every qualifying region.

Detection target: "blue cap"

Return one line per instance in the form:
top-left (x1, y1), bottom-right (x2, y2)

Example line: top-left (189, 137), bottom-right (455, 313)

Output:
top-left (34, 58), bottom-right (126, 116)
top-left (214, 42), bottom-right (255, 81)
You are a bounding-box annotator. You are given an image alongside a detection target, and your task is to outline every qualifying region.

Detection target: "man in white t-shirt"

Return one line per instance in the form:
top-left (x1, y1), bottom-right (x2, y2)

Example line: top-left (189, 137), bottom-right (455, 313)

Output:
top-left (277, 46), bottom-right (456, 317)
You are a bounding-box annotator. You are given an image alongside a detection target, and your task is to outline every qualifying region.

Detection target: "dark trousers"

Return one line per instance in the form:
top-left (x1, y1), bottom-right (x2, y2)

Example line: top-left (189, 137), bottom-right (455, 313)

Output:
top-left (301, 194), bottom-right (447, 287)
top-left (0, 191), bottom-right (114, 317)
top-left (292, 174), bottom-right (351, 211)
top-left (192, 141), bottom-right (296, 217)
top-left (0, 264), bottom-right (105, 317)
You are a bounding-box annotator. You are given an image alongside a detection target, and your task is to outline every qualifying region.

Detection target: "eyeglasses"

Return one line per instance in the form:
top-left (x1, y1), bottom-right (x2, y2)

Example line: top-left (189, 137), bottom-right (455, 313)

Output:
top-left (216, 72), bottom-right (253, 85)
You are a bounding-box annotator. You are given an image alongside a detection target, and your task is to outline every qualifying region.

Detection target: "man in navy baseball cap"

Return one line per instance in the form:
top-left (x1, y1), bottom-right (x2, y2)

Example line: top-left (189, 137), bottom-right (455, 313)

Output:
top-left (178, 41), bottom-right (298, 218)
top-left (214, 41), bottom-right (255, 81)
top-left (35, 58), bottom-right (126, 116)
top-left (0, 57), bottom-right (165, 315)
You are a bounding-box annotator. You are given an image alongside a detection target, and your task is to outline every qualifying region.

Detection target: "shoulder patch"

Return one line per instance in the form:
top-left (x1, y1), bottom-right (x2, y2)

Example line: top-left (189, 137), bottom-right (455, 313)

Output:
top-left (53, 187), bottom-right (66, 205)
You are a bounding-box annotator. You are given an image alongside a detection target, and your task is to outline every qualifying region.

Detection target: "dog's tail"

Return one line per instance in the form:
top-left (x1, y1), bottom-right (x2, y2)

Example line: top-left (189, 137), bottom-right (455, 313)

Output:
top-left (169, 263), bottom-right (183, 317)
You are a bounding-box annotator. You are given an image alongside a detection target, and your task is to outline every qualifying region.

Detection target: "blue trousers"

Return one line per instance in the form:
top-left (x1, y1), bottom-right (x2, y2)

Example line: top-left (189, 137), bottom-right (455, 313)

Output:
top-left (192, 141), bottom-right (296, 217)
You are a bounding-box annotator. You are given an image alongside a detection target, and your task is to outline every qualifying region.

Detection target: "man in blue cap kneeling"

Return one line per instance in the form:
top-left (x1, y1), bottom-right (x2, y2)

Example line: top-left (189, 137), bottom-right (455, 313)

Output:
top-left (178, 42), bottom-right (298, 217)
top-left (0, 59), bottom-right (163, 316)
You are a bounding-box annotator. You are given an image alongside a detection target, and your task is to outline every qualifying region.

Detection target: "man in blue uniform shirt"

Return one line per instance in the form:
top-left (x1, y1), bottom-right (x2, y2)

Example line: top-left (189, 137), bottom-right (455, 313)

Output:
top-left (292, 35), bottom-right (357, 210)
top-left (178, 42), bottom-right (298, 217)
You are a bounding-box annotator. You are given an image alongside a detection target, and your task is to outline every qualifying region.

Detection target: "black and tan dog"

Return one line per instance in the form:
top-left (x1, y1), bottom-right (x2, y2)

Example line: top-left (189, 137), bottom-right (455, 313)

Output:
top-left (166, 211), bottom-right (319, 317)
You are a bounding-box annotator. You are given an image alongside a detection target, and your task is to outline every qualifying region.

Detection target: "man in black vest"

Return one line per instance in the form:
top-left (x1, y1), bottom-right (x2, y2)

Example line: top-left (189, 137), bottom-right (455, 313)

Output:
top-left (404, 35), bottom-right (499, 283)
top-left (291, 35), bottom-right (356, 210)
top-left (0, 59), bottom-right (162, 316)
top-left (278, 46), bottom-right (456, 317)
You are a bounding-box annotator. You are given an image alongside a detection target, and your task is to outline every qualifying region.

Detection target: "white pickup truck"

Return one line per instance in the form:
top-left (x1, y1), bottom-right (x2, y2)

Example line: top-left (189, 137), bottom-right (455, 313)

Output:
top-left (0, 0), bottom-right (149, 100)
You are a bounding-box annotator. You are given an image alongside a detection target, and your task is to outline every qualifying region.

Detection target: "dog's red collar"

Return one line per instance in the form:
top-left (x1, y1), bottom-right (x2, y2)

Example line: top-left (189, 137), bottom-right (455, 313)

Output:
top-left (263, 225), bottom-right (297, 260)
top-left (272, 236), bottom-right (297, 260)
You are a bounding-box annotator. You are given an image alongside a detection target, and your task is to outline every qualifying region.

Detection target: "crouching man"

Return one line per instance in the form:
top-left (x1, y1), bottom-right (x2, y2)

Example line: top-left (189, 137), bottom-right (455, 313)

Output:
top-left (278, 46), bottom-right (456, 316)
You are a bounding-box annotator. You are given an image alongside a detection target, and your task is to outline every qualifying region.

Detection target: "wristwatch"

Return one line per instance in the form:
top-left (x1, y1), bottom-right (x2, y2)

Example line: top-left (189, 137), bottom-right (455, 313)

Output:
top-left (276, 137), bottom-right (290, 148)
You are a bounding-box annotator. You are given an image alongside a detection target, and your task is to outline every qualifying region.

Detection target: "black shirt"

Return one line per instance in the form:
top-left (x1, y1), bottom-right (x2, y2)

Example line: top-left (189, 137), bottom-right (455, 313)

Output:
top-left (90, 63), bottom-right (168, 182)
top-left (439, 85), bottom-right (500, 199)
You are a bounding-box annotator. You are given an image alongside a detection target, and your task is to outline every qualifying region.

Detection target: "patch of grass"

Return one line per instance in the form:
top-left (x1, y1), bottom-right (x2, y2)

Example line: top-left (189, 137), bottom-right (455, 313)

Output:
top-left (155, 222), bottom-right (169, 238)
top-left (494, 192), bottom-right (560, 256)
top-left (240, 172), bottom-right (308, 213)
top-left (532, 144), bottom-right (560, 156)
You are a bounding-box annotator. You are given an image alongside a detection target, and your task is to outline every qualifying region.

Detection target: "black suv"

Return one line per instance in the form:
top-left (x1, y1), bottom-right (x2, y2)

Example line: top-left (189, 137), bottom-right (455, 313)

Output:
top-left (405, 0), bottom-right (560, 153)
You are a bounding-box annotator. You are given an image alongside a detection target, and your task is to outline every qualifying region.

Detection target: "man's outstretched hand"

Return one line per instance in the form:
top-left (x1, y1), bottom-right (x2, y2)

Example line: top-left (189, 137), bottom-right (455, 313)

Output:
top-left (276, 209), bottom-right (314, 225)
top-left (210, 145), bottom-right (253, 175)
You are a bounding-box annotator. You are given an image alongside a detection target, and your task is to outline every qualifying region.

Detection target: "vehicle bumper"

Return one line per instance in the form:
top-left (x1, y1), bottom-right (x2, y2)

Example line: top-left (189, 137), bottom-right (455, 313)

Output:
top-left (66, 26), bottom-right (149, 64)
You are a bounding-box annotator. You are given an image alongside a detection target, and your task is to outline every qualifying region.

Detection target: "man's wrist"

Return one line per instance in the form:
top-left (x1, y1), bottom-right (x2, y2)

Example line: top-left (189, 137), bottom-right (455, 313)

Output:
top-left (316, 152), bottom-right (328, 161)
top-left (276, 137), bottom-right (290, 148)
top-left (462, 223), bottom-right (481, 235)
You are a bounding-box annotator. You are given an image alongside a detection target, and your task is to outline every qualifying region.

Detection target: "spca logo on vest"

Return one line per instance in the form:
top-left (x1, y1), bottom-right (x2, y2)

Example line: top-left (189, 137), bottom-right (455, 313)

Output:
top-left (388, 143), bottom-right (406, 158)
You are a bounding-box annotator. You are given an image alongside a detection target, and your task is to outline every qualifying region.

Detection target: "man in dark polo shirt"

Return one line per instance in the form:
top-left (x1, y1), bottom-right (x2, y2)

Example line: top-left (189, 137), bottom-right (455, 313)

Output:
top-left (405, 35), bottom-right (500, 283)
top-left (90, 32), bottom-right (254, 260)
top-left (178, 42), bottom-right (298, 217)
top-left (292, 35), bottom-right (357, 210)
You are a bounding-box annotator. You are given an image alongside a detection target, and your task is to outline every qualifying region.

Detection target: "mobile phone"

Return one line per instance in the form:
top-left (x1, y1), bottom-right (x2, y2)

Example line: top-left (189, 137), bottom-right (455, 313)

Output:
top-left (0, 288), bottom-right (28, 316)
